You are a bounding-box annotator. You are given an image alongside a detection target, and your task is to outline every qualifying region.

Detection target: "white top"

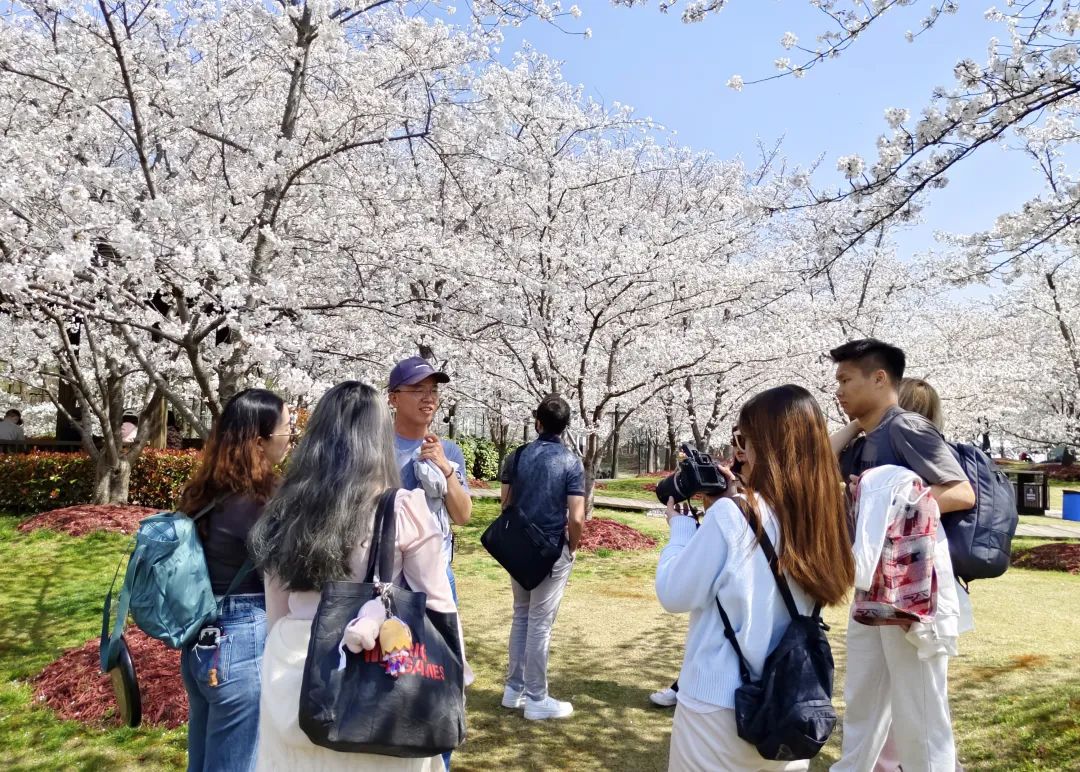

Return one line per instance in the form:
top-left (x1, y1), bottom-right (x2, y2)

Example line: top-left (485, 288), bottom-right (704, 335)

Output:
top-left (655, 494), bottom-right (814, 712)
top-left (0, 419), bottom-right (24, 441)
top-left (853, 465), bottom-right (974, 659)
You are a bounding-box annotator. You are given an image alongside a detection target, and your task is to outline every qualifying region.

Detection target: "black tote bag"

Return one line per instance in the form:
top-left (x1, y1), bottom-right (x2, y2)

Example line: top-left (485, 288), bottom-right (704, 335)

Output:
top-left (298, 489), bottom-right (466, 757)
top-left (480, 444), bottom-right (564, 591)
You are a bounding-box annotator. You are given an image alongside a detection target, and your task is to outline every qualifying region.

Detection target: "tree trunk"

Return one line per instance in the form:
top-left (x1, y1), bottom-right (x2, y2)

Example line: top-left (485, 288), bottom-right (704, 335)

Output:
top-left (93, 456), bottom-right (132, 505)
top-left (609, 405), bottom-right (621, 479)
top-left (146, 390), bottom-right (168, 449)
top-left (446, 401), bottom-right (458, 440)
top-left (582, 432), bottom-right (603, 518)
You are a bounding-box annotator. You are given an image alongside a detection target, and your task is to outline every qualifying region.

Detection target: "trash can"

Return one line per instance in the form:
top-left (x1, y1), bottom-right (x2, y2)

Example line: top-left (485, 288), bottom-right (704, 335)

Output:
top-left (1064, 490), bottom-right (1080, 522)
top-left (1006, 470), bottom-right (1048, 515)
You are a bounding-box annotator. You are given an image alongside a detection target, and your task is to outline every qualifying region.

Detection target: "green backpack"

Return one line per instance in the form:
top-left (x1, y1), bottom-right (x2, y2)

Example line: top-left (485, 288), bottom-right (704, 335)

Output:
top-left (100, 503), bottom-right (252, 671)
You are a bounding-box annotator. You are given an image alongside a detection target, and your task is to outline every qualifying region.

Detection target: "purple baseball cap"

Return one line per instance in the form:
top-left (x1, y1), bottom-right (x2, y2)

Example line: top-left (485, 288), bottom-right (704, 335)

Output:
top-left (388, 357), bottom-right (450, 391)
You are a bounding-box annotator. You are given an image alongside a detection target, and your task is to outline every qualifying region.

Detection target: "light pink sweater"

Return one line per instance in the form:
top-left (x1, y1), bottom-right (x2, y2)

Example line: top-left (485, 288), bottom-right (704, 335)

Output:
top-left (264, 488), bottom-right (470, 682)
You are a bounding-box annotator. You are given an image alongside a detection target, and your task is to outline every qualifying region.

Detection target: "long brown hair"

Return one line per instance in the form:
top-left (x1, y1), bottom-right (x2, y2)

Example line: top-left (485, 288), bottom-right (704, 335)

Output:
top-left (738, 384), bottom-right (854, 607)
top-left (179, 389), bottom-right (284, 522)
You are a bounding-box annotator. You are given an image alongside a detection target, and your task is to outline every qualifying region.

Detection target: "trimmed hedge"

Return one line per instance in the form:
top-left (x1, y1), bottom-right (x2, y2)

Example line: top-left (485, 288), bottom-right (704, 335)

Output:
top-left (128, 450), bottom-right (202, 508)
top-left (0, 450), bottom-right (199, 514)
top-left (1, 433), bottom-right (528, 515)
top-left (1034, 463), bottom-right (1080, 483)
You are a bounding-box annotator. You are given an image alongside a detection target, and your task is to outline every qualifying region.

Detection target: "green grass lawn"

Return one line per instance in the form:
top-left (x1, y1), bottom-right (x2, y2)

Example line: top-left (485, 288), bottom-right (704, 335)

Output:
top-left (1, 506), bottom-right (1078, 771)
top-left (1048, 480), bottom-right (1076, 512)
top-left (594, 476), bottom-right (662, 502)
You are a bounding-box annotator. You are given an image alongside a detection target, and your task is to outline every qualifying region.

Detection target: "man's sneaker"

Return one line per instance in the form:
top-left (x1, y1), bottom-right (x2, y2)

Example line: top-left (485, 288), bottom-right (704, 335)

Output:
top-left (524, 695), bottom-right (573, 720)
top-left (501, 686), bottom-right (525, 709)
top-left (649, 687), bottom-right (678, 708)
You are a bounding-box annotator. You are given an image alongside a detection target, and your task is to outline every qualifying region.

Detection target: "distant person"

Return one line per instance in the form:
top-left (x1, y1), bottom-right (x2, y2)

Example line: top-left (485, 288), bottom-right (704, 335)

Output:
top-left (167, 412), bottom-right (184, 450)
top-left (0, 409), bottom-right (25, 442)
top-left (829, 340), bottom-right (974, 772)
top-left (120, 414), bottom-right (139, 443)
top-left (177, 389), bottom-right (292, 772)
top-left (499, 394), bottom-right (585, 721)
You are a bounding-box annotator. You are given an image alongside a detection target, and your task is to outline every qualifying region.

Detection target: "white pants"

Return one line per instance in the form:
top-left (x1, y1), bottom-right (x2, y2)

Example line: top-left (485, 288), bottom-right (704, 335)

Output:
top-left (833, 622), bottom-right (956, 772)
top-left (669, 703), bottom-right (809, 772)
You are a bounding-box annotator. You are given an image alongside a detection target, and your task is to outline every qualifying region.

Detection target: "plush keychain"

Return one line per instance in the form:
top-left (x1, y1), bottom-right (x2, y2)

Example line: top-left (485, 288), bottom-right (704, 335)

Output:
top-left (378, 616), bottom-right (414, 677)
top-left (342, 599), bottom-right (387, 653)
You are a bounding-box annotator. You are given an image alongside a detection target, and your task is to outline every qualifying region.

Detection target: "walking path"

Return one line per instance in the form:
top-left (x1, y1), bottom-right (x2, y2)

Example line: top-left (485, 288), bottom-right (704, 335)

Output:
top-left (469, 486), bottom-right (658, 512)
top-left (469, 487), bottom-right (1080, 539)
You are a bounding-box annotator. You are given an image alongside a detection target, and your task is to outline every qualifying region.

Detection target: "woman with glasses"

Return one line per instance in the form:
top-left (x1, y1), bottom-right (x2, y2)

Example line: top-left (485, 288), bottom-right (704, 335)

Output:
top-left (656, 385), bottom-right (854, 770)
top-left (177, 388), bottom-right (291, 772)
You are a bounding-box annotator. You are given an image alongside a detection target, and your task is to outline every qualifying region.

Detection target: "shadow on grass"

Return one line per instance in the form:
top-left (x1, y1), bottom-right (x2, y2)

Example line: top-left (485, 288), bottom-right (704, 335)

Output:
top-left (0, 523), bottom-right (127, 678)
top-left (947, 660), bottom-right (1080, 770)
top-left (455, 623), bottom-right (689, 772)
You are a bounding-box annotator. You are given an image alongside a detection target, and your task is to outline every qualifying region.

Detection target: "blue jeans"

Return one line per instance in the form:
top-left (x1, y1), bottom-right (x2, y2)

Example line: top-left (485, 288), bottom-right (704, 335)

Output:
top-left (447, 563), bottom-right (458, 603)
top-left (443, 564), bottom-right (458, 770)
top-left (180, 594), bottom-right (266, 772)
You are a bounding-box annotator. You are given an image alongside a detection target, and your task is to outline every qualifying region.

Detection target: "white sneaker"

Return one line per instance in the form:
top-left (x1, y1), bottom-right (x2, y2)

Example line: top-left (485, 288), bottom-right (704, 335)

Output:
top-left (649, 687), bottom-right (678, 707)
top-left (524, 695), bottom-right (574, 720)
top-left (501, 686), bottom-right (525, 709)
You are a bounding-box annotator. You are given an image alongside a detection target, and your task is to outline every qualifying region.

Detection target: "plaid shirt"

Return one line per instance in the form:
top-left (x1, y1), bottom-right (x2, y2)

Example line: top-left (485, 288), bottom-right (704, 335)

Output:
top-left (853, 477), bottom-right (939, 629)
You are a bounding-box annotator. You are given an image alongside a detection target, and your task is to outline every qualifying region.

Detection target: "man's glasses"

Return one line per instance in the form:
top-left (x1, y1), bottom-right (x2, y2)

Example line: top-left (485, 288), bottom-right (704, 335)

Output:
top-left (393, 388), bottom-right (441, 399)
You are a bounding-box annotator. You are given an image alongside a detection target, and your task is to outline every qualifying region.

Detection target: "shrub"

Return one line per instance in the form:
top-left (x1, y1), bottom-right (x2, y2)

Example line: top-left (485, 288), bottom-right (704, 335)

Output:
top-left (473, 437), bottom-right (500, 480)
top-left (128, 450), bottom-right (201, 508)
top-left (0, 449), bottom-right (199, 513)
top-left (0, 452), bottom-right (95, 514)
top-left (1033, 463), bottom-right (1080, 483)
top-left (456, 436), bottom-right (477, 481)
top-left (444, 436), bottom-right (514, 481)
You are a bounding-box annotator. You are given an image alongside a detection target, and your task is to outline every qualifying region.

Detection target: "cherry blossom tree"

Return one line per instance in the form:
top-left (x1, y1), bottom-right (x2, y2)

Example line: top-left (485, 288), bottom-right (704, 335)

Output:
top-left (0, 0), bottom-right (553, 438)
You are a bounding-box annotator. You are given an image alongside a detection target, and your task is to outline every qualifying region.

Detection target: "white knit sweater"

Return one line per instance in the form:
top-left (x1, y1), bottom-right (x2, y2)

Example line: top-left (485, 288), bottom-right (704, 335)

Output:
top-left (655, 494), bottom-right (815, 711)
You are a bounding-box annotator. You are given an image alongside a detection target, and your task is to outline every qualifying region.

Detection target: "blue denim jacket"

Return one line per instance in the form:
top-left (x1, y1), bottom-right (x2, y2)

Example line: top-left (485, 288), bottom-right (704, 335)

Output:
top-left (500, 435), bottom-right (586, 541)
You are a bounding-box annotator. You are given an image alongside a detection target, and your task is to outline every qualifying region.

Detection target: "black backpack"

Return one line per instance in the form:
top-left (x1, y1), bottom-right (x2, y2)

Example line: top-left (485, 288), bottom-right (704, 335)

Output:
top-left (716, 500), bottom-right (836, 761)
top-left (941, 441), bottom-right (1018, 582)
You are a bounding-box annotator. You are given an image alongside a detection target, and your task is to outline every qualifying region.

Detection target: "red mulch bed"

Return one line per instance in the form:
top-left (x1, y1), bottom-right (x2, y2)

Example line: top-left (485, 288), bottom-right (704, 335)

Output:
top-left (33, 627), bottom-right (186, 728)
top-left (468, 478), bottom-right (493, 489)
top-left (18, 504), bottom-right (159, 537)
top-left (579, 518), bottom-right (657, 552)
top-left (1013, 543), bottom-right (1080, 574)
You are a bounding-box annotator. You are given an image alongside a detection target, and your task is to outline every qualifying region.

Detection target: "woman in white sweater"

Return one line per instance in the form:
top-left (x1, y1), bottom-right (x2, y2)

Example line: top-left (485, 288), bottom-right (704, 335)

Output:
top-left (248, 382), bottom-right (468, 771)
top-left (656, 384), bottom-right (854, 771)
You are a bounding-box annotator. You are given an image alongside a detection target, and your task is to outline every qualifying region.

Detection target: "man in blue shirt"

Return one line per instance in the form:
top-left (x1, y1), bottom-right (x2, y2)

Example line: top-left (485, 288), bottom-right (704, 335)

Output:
top-left (388, 357), bottom-right (471, 603)
top-left (499, 394), bottom-right (586, 721)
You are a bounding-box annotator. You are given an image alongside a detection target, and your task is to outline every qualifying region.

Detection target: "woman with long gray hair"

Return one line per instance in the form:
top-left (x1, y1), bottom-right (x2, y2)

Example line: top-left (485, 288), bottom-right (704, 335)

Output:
top-left (248, 381), bottom-right (467, 771)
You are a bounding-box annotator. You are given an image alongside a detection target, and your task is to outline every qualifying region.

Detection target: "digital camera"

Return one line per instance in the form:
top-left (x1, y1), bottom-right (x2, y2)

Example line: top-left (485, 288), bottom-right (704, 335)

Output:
top-left (655, 443), bottom-right (728, 504)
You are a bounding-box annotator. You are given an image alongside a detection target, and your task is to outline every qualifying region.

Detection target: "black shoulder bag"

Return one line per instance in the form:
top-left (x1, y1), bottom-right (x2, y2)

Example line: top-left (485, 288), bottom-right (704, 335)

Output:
top-left (480, 444), bottom-right (564, 591)
top-left (716, 499), bottom-right (837, 762)
top-left (299, 489), bottom-right (466, 757)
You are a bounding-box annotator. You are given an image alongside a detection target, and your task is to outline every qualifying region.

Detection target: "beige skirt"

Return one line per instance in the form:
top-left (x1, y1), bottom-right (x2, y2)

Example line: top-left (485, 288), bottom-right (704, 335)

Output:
top-left (256, 617), bottom-right (444, 772)
top-left (669, 702), bottom-right (810, 772)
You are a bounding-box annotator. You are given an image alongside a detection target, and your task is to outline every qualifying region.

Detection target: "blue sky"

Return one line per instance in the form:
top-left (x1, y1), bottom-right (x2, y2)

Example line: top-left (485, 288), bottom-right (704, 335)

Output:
top-left (499, 1), bottom-right (1039, 259)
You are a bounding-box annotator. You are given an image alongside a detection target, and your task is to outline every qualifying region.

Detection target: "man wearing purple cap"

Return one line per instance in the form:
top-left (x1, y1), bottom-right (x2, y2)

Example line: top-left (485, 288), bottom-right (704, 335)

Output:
top-left (388, 357), bottom-right (472, 604)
